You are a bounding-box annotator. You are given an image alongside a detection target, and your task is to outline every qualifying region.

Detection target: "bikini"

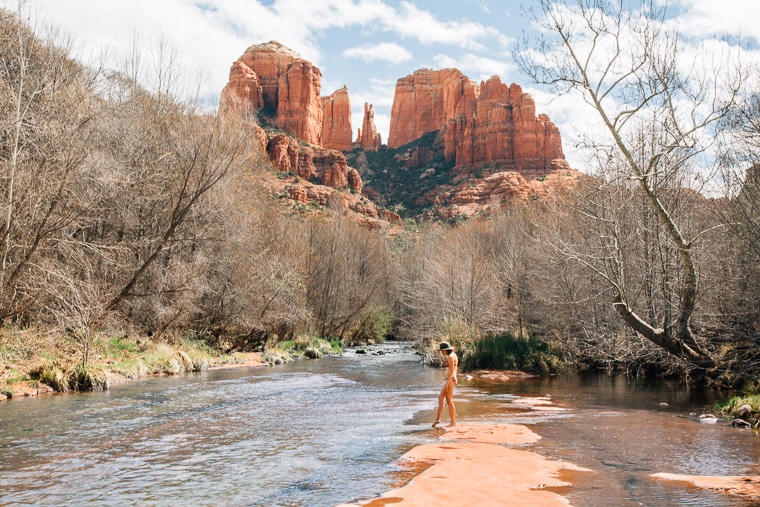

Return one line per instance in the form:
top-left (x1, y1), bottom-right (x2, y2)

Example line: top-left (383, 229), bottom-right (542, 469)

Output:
top-left (444, 358), bottom-right (456, 382)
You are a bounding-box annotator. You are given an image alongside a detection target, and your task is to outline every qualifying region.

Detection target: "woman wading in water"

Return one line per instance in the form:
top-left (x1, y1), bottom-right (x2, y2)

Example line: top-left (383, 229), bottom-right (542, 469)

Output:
top-left (432, 342), bottom-right (458, 427)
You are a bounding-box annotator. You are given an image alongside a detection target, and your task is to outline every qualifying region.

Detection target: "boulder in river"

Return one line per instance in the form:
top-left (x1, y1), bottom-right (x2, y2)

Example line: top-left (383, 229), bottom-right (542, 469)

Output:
top-left (303, 347), bottom-right (322, 359)
top-left (735, 404), bottom-right (752, 419)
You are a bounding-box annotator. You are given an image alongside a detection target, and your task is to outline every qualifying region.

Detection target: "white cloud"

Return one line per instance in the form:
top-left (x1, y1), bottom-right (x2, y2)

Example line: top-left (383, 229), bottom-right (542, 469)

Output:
top-left (27, 0), bottom-right (512, 106)
top-left (673, 0), bottom-right (760, 43)
top-left (380, 2), bottom-right (508, 50)
top-left (528, 88), bottom-right (604, 172)
top-left (342, 42), bottom-right (413, 64)
top-left (432, 53), bottom-right (514, 81)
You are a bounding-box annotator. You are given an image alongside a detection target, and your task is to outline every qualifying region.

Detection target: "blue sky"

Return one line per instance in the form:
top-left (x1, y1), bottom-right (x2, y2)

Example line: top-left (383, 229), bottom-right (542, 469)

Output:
top-left (22, 0), bottom-right (760, 170)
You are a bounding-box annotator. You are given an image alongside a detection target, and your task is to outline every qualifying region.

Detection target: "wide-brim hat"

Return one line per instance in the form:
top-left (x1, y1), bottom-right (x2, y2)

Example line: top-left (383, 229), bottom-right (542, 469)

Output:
top-left (439, 341), bottom-right (454, 351)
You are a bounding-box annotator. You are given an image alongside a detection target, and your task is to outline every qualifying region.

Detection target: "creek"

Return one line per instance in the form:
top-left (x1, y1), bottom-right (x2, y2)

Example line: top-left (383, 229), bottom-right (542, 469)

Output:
top-left (0, 342), bottom-right (757, 506)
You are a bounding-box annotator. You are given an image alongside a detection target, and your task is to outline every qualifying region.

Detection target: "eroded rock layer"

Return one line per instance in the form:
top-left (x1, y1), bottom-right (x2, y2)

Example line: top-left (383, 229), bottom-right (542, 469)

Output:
top-left (222, 41), bottom-right (364, 195)
top-left (266, 134), bottom-right (361, 191)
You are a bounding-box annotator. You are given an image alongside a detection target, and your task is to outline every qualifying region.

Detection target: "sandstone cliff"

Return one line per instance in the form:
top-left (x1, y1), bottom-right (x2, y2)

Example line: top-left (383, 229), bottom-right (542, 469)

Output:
top-left (222, 41), bottom-right (362, 193)
top-left (388, 69), bottom-right (567, 178)
top-left (356, 103), bottom-right (382, 152)
top-left (222, 43), bottom-right (577, 224)
top-left (321, 86), bottom-right (353, 151)
top-left (227, 41), bottom-right (351, 148)
top-left (220, 61), bottom-right (263, 117)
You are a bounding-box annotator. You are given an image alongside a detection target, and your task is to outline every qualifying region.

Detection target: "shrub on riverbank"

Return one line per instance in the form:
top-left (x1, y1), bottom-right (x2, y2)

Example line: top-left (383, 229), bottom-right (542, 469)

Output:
top-left (421, 333), bottom-right (563, 375)
top-left (461, 334), bottom-right (564, 375)
top-left (718, 394), bottom-right (760, 417)
top-left (345, 306), bottom-right (394, 346)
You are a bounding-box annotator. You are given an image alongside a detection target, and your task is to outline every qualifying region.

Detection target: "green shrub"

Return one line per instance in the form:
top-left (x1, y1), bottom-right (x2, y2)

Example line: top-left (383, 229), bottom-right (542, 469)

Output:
top-left (347, 306), bottom-right (394, 345)
top-left (717, 394), bottom-right (760, 416)
top-left (461, 334), bottom-right (563, 375)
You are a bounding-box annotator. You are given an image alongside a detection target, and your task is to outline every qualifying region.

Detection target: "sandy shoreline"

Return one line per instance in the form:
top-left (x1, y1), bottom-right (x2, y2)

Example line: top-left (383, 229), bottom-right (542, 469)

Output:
top-left (336, 423), bottom-right (592, 507)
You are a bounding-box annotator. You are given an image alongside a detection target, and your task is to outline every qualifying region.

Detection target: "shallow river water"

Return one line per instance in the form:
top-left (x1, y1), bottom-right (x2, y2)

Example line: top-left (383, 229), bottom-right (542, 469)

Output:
top-left (0, 342), bottom-right (758, 506)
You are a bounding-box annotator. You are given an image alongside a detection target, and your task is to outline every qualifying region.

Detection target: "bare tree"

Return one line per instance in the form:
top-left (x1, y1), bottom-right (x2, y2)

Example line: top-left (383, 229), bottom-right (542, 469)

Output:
top-left (516, 0), bottom-right (748, 366)
top-left (0, 2), bottom-right (96, 323)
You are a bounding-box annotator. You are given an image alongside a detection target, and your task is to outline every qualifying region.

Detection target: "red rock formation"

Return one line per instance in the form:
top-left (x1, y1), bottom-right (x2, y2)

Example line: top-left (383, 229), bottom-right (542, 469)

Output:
top-left (388, 68), bottom-right (477, 148)
top-left (449, 79), bottom-right (566, 178)
top-left (356, 103), bottom-right (382, 151)
top-left (388, 69), bottom-right (567, 178)
top-left (276, 59), bottom-right (323, 145)
top-left (265, 134), bottom-right (361, 191)
top-left (237, 41), bottom-right (300, 112)
top-left (220, 61), bottom-right (263, 116)
top-left (322, 86), bottom-right (353, 151)
top-left (286, 181), bottom-right (401, 228)
top-left (423, 168), bottom-right (583, 219)
top-left (230, 41), bottom-right (324, 145)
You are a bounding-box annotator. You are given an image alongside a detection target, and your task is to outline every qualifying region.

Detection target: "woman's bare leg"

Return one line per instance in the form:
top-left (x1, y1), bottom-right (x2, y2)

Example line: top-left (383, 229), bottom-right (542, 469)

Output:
top-left (433, 384), bottom-right (447, 427)
top-left (445, 382), bottom-right (456, 426)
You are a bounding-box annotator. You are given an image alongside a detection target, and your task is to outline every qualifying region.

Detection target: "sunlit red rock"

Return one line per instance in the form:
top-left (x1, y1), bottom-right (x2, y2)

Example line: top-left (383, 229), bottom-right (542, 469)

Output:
top-left (285, 180), bottom-right (401, 229)
top-left (265, 134), bottom-right (361, 191)
top-left (419, 168), bottom-right (584, 219)
top-left (230, 41), bottom-right (324, 145)
top-left (237, 41), bottom-right (300, 112)
top-left (321, 86), bottom-right (353, 151)
top-left (220, 61), bottom-right (263, 116)
top-left (388, 69), bottom-right (567, 178)
top-left (356, 102), bottom-right (381, 152)
top-left (276, 59), bottom-right (323, 145)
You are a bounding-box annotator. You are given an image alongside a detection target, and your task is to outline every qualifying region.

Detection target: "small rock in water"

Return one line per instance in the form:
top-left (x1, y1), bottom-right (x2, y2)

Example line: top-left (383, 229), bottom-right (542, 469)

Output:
top-left (699, 414), bottom-right (718, 424)
top-left (659, 402), bottom-right (668, 407)
top-left (732, 418), bottom-right (752, 428)
top-left (356, 349), bottom-right (367, 354)
top-left (303, 347), bottom-right (322, 359)
top-left (736, 404), bottom-right (752, 419)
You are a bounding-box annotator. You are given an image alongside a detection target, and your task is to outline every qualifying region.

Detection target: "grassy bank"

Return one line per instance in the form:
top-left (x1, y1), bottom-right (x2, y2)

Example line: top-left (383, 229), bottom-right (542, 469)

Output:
top-left (0, 327), bottom-right (351, 401)
top-left (717, 394), bottom-right (760, 424)
top-left (0, 327), bottom-right (249, 400)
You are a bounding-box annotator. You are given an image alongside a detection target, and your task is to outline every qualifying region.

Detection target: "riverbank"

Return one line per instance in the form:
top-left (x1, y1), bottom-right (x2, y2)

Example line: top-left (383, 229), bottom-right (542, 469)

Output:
top-left (335, 385), bottom-right (760, 507)
top-left (337, 422), bottom-right (592, 507)
top-left (0, 327), bottom-right (269, 401)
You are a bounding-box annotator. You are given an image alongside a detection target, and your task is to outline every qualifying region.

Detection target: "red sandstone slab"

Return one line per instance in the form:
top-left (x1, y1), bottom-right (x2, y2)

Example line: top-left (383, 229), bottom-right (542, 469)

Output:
top-left (337, 424), bottom-right (591, 507)
top-left (651, 473), bottom-right (760, 501)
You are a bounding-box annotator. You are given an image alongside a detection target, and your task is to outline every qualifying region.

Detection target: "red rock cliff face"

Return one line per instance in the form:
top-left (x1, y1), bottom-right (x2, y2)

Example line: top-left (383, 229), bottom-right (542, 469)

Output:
top-left (237, 41), bottom-right (299, 112)
top-left (388, 69), bottom-right (567, 177)
top-left (277, 59), bottom-right (323, 145)
top-left (220, 61), bottom-right (263, 116)
top-left (388, 68), bottom-right (476, 148)
top-left (357, 103), bottom-right (382, 152)
top-left (230, 41), bottom-right (324, 146)
top-left (321, 86), bottom-right (353, 151)
top-left (222, 41), bottom-right (362, 191)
